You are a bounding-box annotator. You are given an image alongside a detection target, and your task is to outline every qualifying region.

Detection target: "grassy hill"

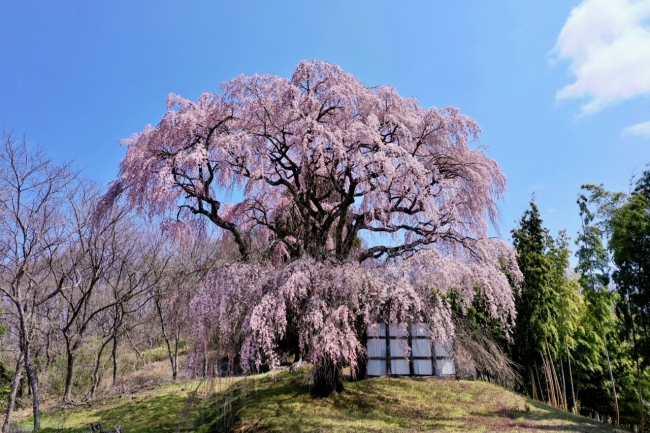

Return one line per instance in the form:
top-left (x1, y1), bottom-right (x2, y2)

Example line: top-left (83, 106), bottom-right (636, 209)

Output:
top-left (10, 367), bottom-right (620, 432)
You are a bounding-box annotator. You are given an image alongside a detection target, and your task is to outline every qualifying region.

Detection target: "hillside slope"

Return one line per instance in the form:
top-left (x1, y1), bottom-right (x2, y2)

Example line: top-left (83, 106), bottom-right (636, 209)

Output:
top-left (12, 369), bottom-right (619, 432)
top-left (214, 372), bottom-right (620, 433)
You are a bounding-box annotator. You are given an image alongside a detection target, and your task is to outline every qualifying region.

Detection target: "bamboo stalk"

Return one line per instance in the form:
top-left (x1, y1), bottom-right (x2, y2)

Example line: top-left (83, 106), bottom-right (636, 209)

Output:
top-left (602, 332), bottom-right (619, 425)
top-left (534, 358), bottom-right (546, 403)
top-left (566, 344), bottom-right (576, 413)
top-left (560, 358), bottom-right (568, 411)
top-left (541, 352), bottom-right (555, 407)
top-left (542, 338), bottom-right (561, 409)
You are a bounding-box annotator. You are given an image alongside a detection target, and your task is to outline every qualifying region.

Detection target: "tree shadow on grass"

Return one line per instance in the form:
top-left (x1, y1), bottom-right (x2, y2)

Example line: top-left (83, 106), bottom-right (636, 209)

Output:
top-left (226, 376), bottom-right (475, 432)
top-left (198, 375), bottom-right (311, 432)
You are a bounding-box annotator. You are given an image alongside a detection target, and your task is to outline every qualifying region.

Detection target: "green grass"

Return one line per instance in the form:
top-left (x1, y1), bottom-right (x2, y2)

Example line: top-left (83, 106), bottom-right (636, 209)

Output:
top-left (12, 372), bottom-right (621, 432)
top-left (13, 379), bottom-right (215, 433)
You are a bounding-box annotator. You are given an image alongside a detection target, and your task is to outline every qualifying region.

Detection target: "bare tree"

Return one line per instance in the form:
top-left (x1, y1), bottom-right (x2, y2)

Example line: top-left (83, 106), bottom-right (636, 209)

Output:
top-left (87, 224), bottom-right (167, 399)
top-left (153, 235), bottom-right (220, 380)
top-left (0, 132), bottom-right (76, 431)
top-left (53, 183), bottom-right (142, 401)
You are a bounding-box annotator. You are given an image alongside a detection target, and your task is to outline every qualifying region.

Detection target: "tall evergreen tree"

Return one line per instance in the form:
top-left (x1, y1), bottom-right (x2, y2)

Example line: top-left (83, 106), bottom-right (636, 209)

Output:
top-left (511, 200), bottom-right (556, 400)
top-left (512, 200), bottom-right (584, 411)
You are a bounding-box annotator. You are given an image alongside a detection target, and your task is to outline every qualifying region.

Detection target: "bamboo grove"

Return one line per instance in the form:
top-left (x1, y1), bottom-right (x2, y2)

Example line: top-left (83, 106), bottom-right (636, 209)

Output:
top-left (505, 172), bottom-right (650, 430)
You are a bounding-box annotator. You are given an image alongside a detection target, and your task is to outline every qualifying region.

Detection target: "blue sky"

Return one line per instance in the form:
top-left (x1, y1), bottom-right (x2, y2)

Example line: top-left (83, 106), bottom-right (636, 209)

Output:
top-left (1, 0), bottom-right (649, 249)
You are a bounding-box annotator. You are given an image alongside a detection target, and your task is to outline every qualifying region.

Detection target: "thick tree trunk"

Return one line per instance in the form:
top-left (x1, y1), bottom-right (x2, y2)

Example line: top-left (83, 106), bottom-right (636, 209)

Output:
top-left (353, 354), bottom-right (367, 381)
top-left (63, 341), bottom-right (75, 401)
top-left (2, 352), bottom-right (24, 433)
top-left (312, 357), bottom-right (343, 397)
top-left (352, 325), bottom-right (367, 381)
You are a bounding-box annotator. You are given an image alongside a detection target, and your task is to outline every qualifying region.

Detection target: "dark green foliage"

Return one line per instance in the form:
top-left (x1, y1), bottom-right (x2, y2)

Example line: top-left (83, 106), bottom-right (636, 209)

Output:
top-left (576, 178), bottom-right (650, 429)
top-left (511, 201), bottom-right (552, 350)
top-left (510, 199), bottom-right (588, 417)
top-left (574, 189), bottom-right (620, 421)
top-left (608, 173), bottom-right (650, 429)
top-left (448, 289), bottom-right (509, 353)
top-left (511, 201), bottom-right (557, 392)
top-left (610, 180), bottom-right (650, 366)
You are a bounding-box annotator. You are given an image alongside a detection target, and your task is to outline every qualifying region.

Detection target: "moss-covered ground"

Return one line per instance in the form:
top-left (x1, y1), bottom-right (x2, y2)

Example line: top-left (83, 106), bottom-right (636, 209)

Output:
top-left (11, 371), bottom-right (621, 432)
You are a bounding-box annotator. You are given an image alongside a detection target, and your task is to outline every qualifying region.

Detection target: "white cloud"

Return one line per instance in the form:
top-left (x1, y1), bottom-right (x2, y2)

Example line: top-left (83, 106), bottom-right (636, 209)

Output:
top-left (553, 0), bottom-right (650, 115)
top-left (622, 120), bottom-right (650, 137)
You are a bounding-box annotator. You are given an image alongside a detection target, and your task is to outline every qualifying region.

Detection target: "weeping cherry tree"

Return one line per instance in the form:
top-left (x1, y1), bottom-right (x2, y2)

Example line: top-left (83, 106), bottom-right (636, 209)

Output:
top-left (102, 60), bottom-right (522, 395)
